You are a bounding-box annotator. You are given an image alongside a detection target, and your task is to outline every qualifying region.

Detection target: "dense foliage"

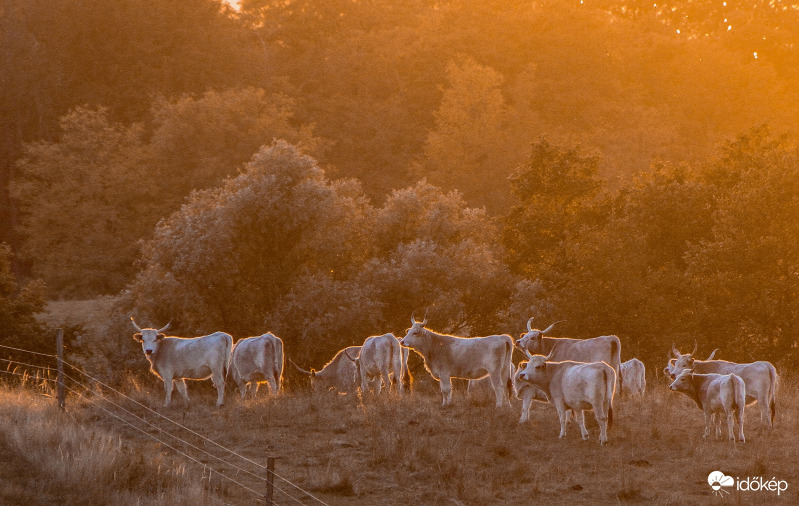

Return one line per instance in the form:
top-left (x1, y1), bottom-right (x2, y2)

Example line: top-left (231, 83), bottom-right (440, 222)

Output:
top-left (3, 0), bottom-right (799, 371)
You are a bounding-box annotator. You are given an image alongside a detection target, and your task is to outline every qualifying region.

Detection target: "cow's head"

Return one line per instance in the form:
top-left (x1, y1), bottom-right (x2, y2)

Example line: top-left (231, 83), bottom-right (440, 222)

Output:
top-left (400, 313), bottom-right (428, 350)
top-left (516, 318), bottom-right (563, 354)
top-left (288, 359), bottom-right (320, 388)
top-left (518, 353), bottom-right (549, 384)
top-left (668, 342), bottom-right (698, 379)
top-left (130, 317), bottom-right (170, 358)
top-left (668, 368), bottom-right (695, 392)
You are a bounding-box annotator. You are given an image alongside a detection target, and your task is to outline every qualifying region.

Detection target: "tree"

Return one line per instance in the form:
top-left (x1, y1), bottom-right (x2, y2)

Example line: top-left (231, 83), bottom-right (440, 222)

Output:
top-left (0, 245), bottom-right (48, 354)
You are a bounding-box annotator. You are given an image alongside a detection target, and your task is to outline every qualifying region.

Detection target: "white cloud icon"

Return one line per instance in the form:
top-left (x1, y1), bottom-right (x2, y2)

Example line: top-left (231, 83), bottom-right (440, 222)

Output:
top-left (708, 471), bottom-right (735, 493)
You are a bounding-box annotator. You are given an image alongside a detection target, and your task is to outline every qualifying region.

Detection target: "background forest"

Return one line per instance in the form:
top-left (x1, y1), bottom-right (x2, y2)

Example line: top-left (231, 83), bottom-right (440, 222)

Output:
top-left (2, 0), bottom-right (798, 376)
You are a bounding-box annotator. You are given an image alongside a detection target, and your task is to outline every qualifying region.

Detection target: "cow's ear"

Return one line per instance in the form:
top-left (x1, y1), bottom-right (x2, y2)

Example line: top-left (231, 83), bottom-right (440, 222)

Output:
top-left (133, 333), bottom-right (143, 342)
top-left (156, 333), bottom-right (166, 341)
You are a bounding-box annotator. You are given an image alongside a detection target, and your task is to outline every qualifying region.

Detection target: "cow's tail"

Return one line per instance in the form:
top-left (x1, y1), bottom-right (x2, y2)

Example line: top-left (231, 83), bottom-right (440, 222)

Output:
top-left (732, 374), bottom-right (746, 426)
top-left (769, 365), bottom-right (777, 427)
top-left (604, 366), bottom-right (615, 431)
top-left (611, 337), bottom-right (622, 397)
top-left (273, 337), bottom-right (284, 393)
top-left (223, 333), bottom-right (233, 380)
top-left (391, 337), bottom-right (404, 394)
top-left (504, 339), bottom-right (515, 403)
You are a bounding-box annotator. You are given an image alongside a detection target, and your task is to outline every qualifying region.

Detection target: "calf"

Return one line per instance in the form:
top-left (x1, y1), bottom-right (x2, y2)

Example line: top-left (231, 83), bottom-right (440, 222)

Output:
top-left (518, 351), bottom-right (616, 444)
top-left (669, 369), bottom-right (746, 442)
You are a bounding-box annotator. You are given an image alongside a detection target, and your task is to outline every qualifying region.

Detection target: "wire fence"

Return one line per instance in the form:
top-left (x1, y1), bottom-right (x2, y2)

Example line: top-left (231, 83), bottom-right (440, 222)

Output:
top-left (0, 341), bottom-right (329, 506)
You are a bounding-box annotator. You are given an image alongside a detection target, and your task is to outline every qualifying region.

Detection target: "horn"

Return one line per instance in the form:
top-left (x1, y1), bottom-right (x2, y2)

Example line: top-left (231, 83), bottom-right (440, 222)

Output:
top-left (422, 309), bottom-right (428, 326)
top-left (542, 320), bottom-right (565, 335)
top-left (671, 343), bottom-right (681, 358)
top-left (157, 320), bottom-right (172, 333)
top-left (691, 340), bottom-right (697, 357)
top-left (130, 316), bottom-right (143, 332)
top-left (706, 348), bottom-right (719, 360)
top-left (522, 347), bottom-right (534, 361)
top-left (411, 313), bottom-right (417, 326)
top-left (288, 358), bottom-right (313, 376)
top-left (343, 349), bottom-right (358, 362)
top-left (527, 317), bottom-right (534, 332)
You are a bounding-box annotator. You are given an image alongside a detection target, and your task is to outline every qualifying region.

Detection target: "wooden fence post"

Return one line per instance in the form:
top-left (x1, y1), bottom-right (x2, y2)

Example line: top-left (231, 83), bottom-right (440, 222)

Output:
top-left (56, 328), bottom-right (65, 410)
top-left (265, 456), bottom-right (275, 505)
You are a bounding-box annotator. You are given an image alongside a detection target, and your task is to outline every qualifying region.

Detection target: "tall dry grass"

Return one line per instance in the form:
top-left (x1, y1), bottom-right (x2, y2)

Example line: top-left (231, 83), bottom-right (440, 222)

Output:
top-left (2, 371), bottom-right (798, 505)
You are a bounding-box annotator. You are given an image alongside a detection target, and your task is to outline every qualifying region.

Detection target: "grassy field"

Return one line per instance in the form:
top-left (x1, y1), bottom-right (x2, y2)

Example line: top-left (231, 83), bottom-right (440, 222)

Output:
top-left (1, 371), bottom-right (797, 505)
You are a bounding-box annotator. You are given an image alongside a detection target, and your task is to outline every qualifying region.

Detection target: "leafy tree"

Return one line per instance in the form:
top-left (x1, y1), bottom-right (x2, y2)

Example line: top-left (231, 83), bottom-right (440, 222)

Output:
top-left (0, 245), bottom-right (48, 354)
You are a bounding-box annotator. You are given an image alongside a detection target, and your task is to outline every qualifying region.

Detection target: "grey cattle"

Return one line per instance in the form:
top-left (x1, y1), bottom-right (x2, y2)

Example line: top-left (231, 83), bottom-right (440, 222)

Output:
top-left (669, 346), bottom-right (777, 428)
top-left (620, 358), bottom-right (646, 397)
top-left (345, 333), bottom-right (406, 396)
top-left (400, 315), bottom-right (513, 407)
top-left (516, 318), bottom-right (622, 393)
top-left (290, 346), bottom-right (361, 394)
top-left (230, 333), bottom-right (284, 399)
top-left (513, 361), bottom-right (550, 423)
top-left (518, 350), bottom-right (616, 444)
top-left (130, 317), bottom-right (232, 408)
top-left (669, 370), bottom-right (746, 442)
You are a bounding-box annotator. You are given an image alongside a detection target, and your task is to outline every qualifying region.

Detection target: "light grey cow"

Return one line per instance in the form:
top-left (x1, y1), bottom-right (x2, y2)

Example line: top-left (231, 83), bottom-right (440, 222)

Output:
top-left (230, 332), bottom-right (284, 399)
top-left (517, 350), bottom-right (616, 444)
top-left (620, 358), bottom-right (646, 397)
top-left (400, 315), bottom-right (513, 407)
top-left (669, 346), bottom-right (777, 428)
top-left (516, 318), bottom-right (622, 393)
top-left (130, 317), bottom-right (232, 408)
top-left (290, 346), bottom-right (362, 394)
top-left (345, 333), bottom-right (406, 396)
top-left (669, 369), bottom-right (746, 442)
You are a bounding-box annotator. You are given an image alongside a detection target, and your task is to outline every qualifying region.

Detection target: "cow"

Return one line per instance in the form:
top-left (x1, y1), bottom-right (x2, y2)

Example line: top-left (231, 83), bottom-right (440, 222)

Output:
top-left (664, 347), bottom-right (717, 377)
top-left (290, 346), bottom-right (362, 394)
top-left (229, 333), bottom-right (284, 399)
top-left (620, 358), bottom-right (646, 397)
top-left (669, 346), bottom-right (777, 428)
top-left (517, 350), bottom-right (616, 445)
top-left (516, 318), bottom-right (622, 393)
top-left (130, 317), bottom-right (232, 408)
top-left (399, 314), bottom-right (514, 407)
top-left (669, 369), bottom-right (746, 442)
top-left (344, 333), bottom-right (406, 396)
top-left (513, 361), bottom-right (550, 423)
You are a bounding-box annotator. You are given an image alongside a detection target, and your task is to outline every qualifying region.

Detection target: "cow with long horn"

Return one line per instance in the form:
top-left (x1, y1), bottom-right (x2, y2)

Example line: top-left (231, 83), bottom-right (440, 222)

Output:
top-left (516, 318), bottom-right (622, 394)
top-left (130, 316), bottom-right (232, 408)
top-left (400, 314), bottom-right (514, 407)
top-left (289, 346), bottom-right (362, 394)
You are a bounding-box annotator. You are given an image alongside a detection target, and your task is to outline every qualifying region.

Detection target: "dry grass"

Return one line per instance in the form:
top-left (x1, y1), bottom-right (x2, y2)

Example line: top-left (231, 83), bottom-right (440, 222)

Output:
top-left (5, 373), bottom-right (788, 505)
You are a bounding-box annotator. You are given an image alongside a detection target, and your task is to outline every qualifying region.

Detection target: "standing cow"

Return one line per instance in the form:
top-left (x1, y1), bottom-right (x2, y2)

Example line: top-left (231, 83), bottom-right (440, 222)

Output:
top-left (230, 333), bottom-right (284, 399)
top-left (345, 333), bottom-right (405, 396)
top-left (516, 318), bottom-right (622, 393)
top-left (517, 350), bottom-right (616, 445)
top-left (620, 358), bottom-right (646, 397)
top-left (399, 315), bottom-right (513, 407)
top-left (130, 317), bottom-right (232, 408)
top-left (669, 346), bottom-right (777, 428)
top-left (669, 369), bottom-right (746, 442)
top-left (514, 361), bottom-right (550, 423)
top-left (290, 346), bottom-right (362, 394)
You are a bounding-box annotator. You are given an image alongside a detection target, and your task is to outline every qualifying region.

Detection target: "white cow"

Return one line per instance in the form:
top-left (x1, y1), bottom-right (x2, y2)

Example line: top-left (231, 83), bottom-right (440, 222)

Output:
top-left (400, 315), bottom-right (513, 407)
top-left (669, 346), bottom-right (777, 428)
top-left (669, 370), bottom-right (746, 442)
top-left (517, 351), bottom-right (616, 444)
top-left (513, 361), bottom-right (550, 423)
top-left (620, 358), bottom-right (646, 397)
top-left (517, 318), bottom-right (622, 393)
top-left (130, 317), bottom-right (232, 408)
top-left (290, 346), bottom-right (361, 394)
top-left (345, 333), bottom-right (405, 396)
top-left (230, 333), bottom-right (284, 399)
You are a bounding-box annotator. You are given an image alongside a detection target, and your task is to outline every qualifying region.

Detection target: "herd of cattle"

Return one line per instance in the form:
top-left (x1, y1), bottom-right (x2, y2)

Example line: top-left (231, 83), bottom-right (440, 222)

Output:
top-left (129, 315), bottom-right (779, 445)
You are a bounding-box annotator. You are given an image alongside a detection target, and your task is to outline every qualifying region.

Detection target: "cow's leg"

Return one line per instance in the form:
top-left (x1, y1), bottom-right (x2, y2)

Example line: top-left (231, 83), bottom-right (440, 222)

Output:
top-left (554, 402), bottom-right (569, 439)
top-left (725, 410), bottom-right (735, 442)
top-left (702, 409), bottom-right (713, 439)
top-left (265, 376), bottom-right (277, 396)
top-left (163, 377), bottom-right (174, 407)
top-left (237, 378), bottom-right (248, 399)
top-left (380, 370), bottom-right (391, 395)
top-left (576, 410), bottom-right (589, 440)
top-left (758, 395), bottom-right (772, 429)
top-left (737, 405), bottom-right (746, 443)
top-left (596, 407), bottom-right (609, 445)
top-left (488, 374), bottom-right (505, 408)
top-left (174, 379), bottom-right (190, 405)
top-left (211, 371), bottom-right (225, 407)
top-left (519, 390), bottom-right (533, 423)
top-left (440, 376), bottom-right (453, 407)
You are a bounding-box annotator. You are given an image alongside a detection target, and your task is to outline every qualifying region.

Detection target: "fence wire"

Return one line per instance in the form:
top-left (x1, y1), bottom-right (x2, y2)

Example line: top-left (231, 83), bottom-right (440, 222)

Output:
top-left (0, 343), bottom-right (330, 506)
